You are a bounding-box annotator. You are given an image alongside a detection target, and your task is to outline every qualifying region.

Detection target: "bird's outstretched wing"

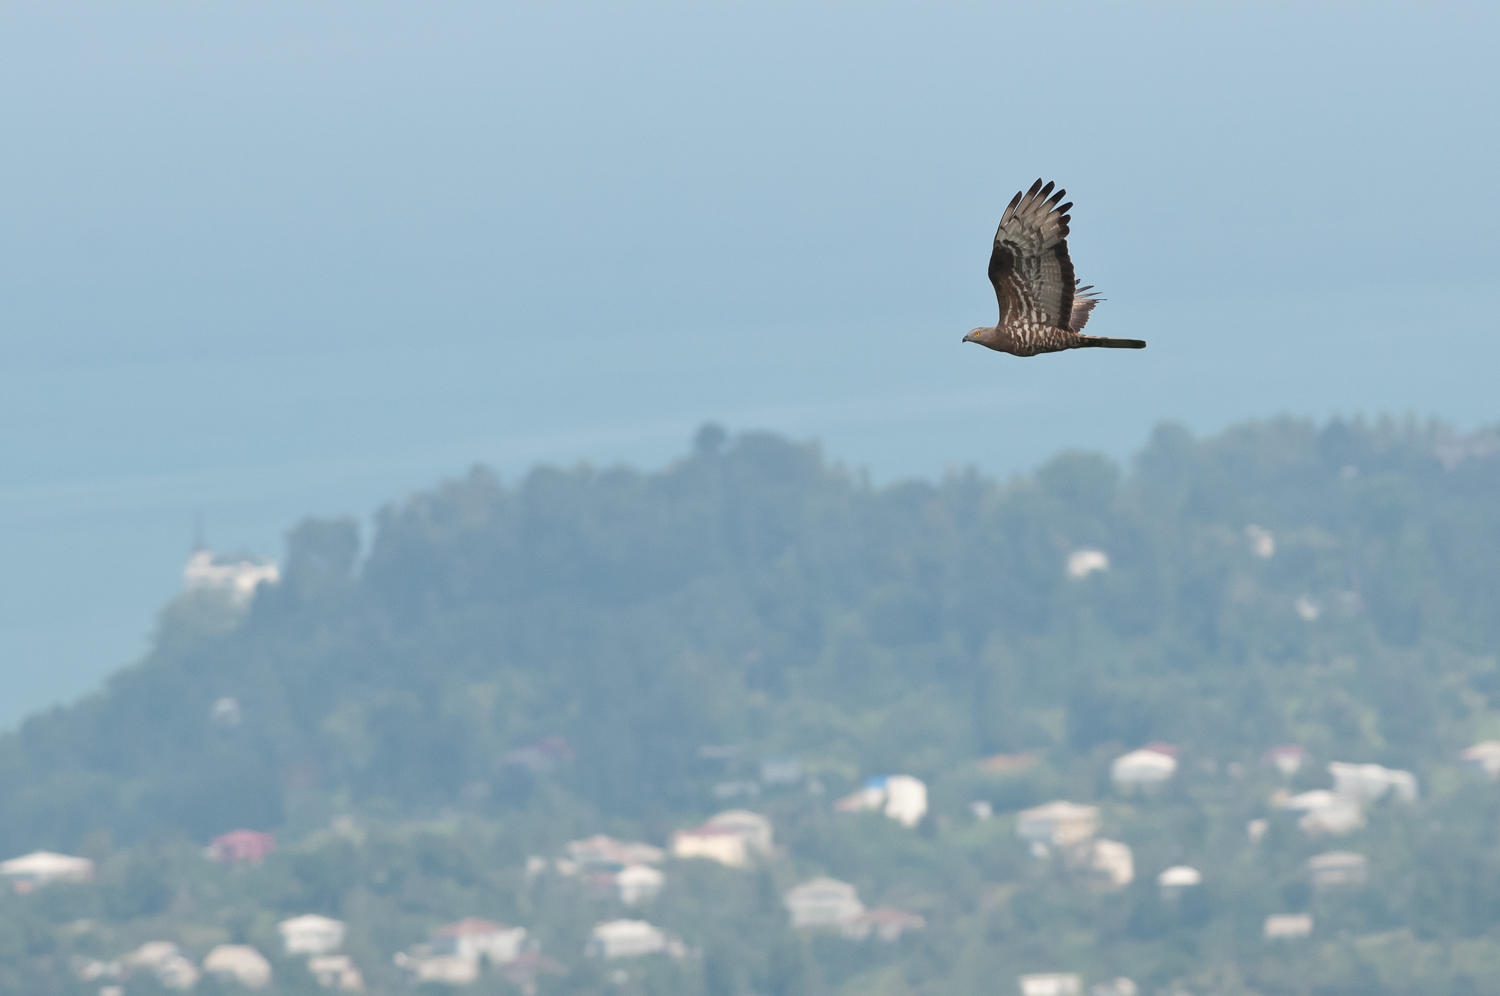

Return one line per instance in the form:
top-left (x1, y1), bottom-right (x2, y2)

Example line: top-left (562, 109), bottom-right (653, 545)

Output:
top-left (988, 179), bottom-right (1076, 330)
top-left (1068, 282), bottom-right (1103, 332)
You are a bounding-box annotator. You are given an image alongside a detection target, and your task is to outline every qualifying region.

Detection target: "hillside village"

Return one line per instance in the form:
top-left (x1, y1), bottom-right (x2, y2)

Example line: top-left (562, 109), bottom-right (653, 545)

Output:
top-left (10, 721), bottom-right (1500, 995)
top-left (4, 420), bottom-right (1500, 995)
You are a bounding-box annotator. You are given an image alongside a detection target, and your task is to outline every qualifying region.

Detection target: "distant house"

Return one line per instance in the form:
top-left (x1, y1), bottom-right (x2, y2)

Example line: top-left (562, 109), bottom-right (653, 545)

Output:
top-left (1157, 865), bottom-right (1202, 896)
top-left (0, 851), bottom-right (94, 892)
top-left (1328, 762), bottom-right (1418, 803)
top-left (203, 945), bottom-right (272, 990)
top-left (1263, 745), bottom-right (1309, 777)
top-left (1090, 979), bottom-right (1138, 996)
top-left (1080, 839), bottom-right (1134, 889)
top-left (980, 752), bottom-right (1040, 775)
top-left (126, 942), bottom-right (200, 990)
top-left (279, 914), bottom-right (346, 956)
top-left (1308, 851), bottom-right (1368, 890)
top-left (1066, 548), bottom-right (1108, 579)
top-left (1016, 801), bottom-right (1099, 848)
top-left (184, 548), bottom-right (279, 604)
top-left (1019, 972), bottom-right (1082, 996)
top-left (430, 919), bottom-right (527, 965)
top-left (1460, 741), bottom-right (1500, 779)
top-left (566, 835), bottom-right (665, 870)
top-left (672, 825), bottom-right (747, 867)
top-left (308, 955), bottom-right (366, 992)
top-left (587, 919), bottom-right (669, 959)
top-left (1111, 749), bottom-right (1177, 791)
top-left (833, 775), bottom-right (928, 827)
top-left (1281, 790), bottom-right (1362, 836)
top-left (841, 908), bottom-right (925, 942)
top-left (705, 809), bottom-right (774, 855)
top-left (618, 864), bottom-right (665, 906)
top-left (394, 950), bottom-right (478, 985)
top-left (1264, 913), bottom-right (1314, 939)
top-left (785, 877), bottom-right (864, 929)
top-left (1245, 524), bottom-right (1275, 558)
top-left (206, 829), bottom-right (277, 864)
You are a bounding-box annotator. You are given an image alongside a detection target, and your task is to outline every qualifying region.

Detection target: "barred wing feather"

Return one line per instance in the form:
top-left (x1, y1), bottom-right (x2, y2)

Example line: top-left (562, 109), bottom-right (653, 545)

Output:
top-left (987, 179), bottom-right (1076, 329)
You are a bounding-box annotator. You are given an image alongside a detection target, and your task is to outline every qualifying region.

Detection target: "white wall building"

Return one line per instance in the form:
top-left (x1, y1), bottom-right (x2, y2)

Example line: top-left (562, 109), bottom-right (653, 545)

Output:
top-left (279, 914), bottom-right (346, 956)
top-left (672, 826), bottom-right (748, 867)
top-left (618, 863), bottom-right (665, 906)
top-left (832, 776), bottom-right (928, 827)
top-left (1111, 749), bottom-right (1177, 791)
top-left (184, 549), bottom-right (280, 604)
top-left (1019, 972), bottom-right (1082, 996)
top-left (0, 851), bottom-right (94, 892)
top-left (394, 951), bottom-right (478, 985)
top-left (1067, 549), bottom-right (1109, 578)
top-left (1016, 801), bottom-right (1100, 848)
top-left (587, 920), bottom-right (669, 959)
top-left (705, 809), bottom-right (774, 855)
top-left (308, 955), bottom-right (365, 992)
top-left (126, 942), bottom-right (200, 991)
top-left (1085, 839), bottom-right (1134, 889)
top-left (1308, 851), bottom-right (1368, 890)
top-left (566, 835), bottom-right (664, 869)
top-left (430, 919), bottom-right (527, 964)
top-left (1461, 741), bottom-right (1500, 779)
top-left (203, 946), bottom-right (272, 990)
top-left (1328, 762), bottom-right (1418, 804)
top-left (1157, 865), bottom-right (1202, 896)
top-left (1282, 790), bottom-right (1363, 836)
top-left (1264, 913), bottom-right (1314, 939)
top-left (784, 877), bottom-right (865, 929)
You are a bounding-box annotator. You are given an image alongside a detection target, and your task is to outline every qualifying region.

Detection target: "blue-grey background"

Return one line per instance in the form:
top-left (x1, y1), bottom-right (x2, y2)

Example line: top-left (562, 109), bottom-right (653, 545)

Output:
top-left (2, 1), bottom-right (1496, 728)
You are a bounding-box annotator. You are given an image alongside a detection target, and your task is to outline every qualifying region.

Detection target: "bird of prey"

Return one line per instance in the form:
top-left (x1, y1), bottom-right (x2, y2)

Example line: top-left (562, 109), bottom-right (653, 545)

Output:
top-left (963, 179), bottom-right (1145, 356)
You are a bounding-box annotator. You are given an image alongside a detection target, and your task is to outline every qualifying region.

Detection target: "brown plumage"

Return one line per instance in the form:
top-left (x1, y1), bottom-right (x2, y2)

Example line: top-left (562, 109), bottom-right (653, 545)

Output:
top-left (962, 179), bottom-right (1145, 356)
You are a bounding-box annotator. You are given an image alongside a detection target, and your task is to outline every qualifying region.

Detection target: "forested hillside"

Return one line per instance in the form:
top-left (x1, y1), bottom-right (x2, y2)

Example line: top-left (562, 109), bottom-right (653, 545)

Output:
top-left (5, 416), bottom-right (1500, 995)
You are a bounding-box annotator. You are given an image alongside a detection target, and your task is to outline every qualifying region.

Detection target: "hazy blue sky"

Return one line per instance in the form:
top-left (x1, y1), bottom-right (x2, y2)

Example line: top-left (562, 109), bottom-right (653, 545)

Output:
top-left (2, 1), bottom-right (1497, 727)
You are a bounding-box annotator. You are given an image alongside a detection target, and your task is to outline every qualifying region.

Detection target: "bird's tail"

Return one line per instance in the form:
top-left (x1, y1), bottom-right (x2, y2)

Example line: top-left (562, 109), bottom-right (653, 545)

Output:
top-left (1076, 334), bottom-right (1146, 349)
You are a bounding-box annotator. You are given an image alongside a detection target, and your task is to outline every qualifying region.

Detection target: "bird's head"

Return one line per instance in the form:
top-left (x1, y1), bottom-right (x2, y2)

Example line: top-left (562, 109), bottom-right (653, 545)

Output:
top-left (962, 328), bottom-right (986, 344)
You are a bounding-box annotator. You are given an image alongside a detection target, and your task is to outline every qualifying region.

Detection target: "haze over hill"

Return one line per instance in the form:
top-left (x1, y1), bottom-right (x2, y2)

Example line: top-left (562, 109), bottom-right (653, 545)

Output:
top-left (6, 418), bottom-right (1500, 993)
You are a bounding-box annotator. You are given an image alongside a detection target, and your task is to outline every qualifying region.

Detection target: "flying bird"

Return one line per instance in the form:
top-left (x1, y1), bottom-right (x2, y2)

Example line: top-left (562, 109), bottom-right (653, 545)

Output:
top-left (963, 179), bottom-right (1145, 356)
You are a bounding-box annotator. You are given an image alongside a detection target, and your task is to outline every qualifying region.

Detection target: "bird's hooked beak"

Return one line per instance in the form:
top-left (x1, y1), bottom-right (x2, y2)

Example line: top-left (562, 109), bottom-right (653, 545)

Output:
top-left (962, 329), bottom-right (981, 343)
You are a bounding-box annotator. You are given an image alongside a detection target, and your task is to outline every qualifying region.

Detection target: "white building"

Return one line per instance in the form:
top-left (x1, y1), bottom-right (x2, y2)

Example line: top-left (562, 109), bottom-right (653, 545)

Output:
top-left (1067, 548), bottom-right (1109, 578)
top-left (784, 877), bottom-right (865, 929)
top-left (0, 851), bottom-right (94, 892)
top-left (308, 955), bottom-right (366, 991)
top-left (126, 943), bottom-right (200, 991)
top-left (832, 776), bottom-right (928, 828)
top-left (184, 549), bottom-right (280, 604)
top-left (705, 809), bottom-right (774, 855)
top-left (1111, 749), bottom-right (1177, 791)
top-left (1264, 913), bottom-right (1314, 939)
top-left (1328, 762), bottom-right (1418, 803)
top-left (618, 863), bottom-right (665, 905)
top-left (1091, 979), bottom-right (1138, 996)
top-left (1263, 745), bottom-right (1309, 777)
top-left (279, 914), bottom-right (347, 956)
top-left (672, 826), bottom-right (747, 867)
top-left (1016, 801), bottom-right (1100, 848)
top-left (1019, 972), bottom-right (1082, 996)
top-left (430, 919), bottom-right (527, 964)
top-left (1245, 524), bottom-right (1275, 558)
top-left (1309, 851), bottom-right (1368, 889)
top-left (1461, 741), bottom-right (1500, 779)
top-left (203, 946), bottom-right (272, 990)
top-left (394, 951), bottom-right (478, 985)
top-left (566, 835), bottom-right (665, 869)
top-left (1281, 790), bottom-right (1362, 836)
top-left (587, 920), bottom-right (668, 959)
top-left (1084, 839), bottom-right (1134, 889)
top-left (1157, 865), bottom-right (1202, 896)
top-left (841, 908), bottom-right (925, 942)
